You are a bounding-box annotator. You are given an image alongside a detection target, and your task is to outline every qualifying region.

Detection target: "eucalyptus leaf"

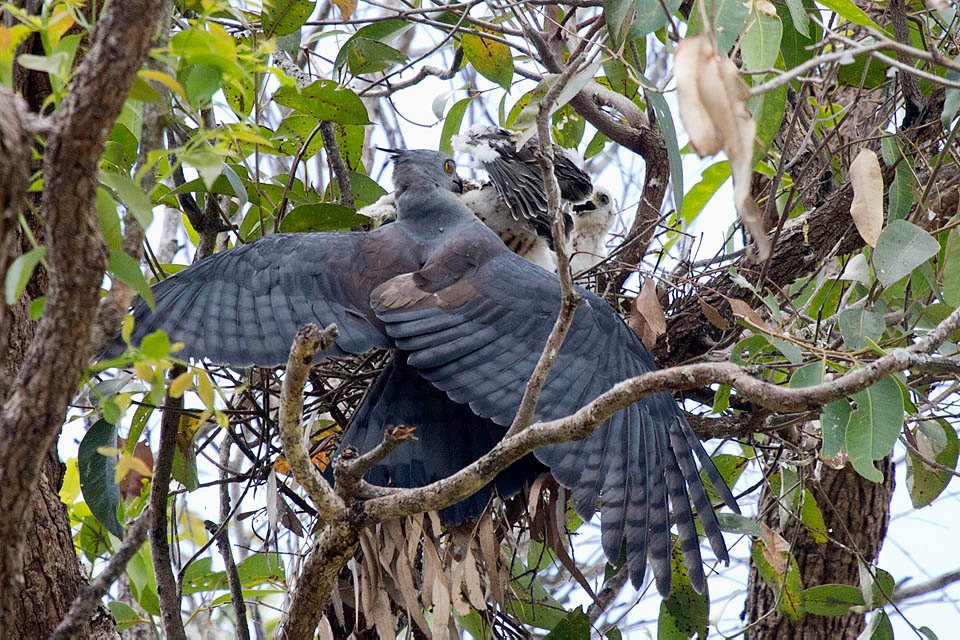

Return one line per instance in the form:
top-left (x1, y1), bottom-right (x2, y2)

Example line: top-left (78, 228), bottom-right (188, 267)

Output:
top-left (873, 220), bottom-right (940, 287)
top-left (78, 419), bottom-right (124, 539)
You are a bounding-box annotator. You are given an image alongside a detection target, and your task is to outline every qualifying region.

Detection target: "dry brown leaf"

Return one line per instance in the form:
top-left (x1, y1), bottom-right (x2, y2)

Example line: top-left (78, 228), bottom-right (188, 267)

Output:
top-left (392, 554), bottom-right (429, 634)
top-left (461, 548), bottom-right (487, 611)
top-left (699, 296), bottom-right (729, 329)
top-left (675, 36), bottom-right (723, 155)
top-left (317, 616), bottom-right (334, 640)
top-left (627, 277), bottom-right (667, 350)
top-left (727, 297), bottom-right (768, 330)
top-left (675, 34), bottom-right (769, 258)
top-left (478, 512), bottom-right (504, 605)
top-left (332, 0), bottom-right (357, 19)
top-left (849, 148), bottom-right (884, 247)
top-left (430, 570), bottom-right (451, 640)
top-left (759, 523), bottom-right (790, 576)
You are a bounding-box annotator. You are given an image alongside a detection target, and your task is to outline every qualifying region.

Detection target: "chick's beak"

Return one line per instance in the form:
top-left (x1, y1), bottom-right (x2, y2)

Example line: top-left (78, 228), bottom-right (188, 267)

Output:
top-left (572, 199), bottom-right (597, 215)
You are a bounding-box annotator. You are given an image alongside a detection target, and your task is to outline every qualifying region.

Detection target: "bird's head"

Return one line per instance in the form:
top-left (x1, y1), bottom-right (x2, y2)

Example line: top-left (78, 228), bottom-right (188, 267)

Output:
top-left (572, 187), bottom-right (616, 222)
top-left (382, 148), bottom-right (464, 197)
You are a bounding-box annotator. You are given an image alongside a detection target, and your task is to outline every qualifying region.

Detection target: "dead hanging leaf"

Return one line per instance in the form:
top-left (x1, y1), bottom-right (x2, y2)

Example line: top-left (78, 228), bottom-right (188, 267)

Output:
top-left (675, 34), bottom-right (769, 258)
top-left (699, 296), bottom-right (729, 330)
top-left (759, 524), bottom-right (791, 576)
top-left (627, 277), bottom-right (667, 349)
top-left (117, 438), bottom-right (154, 498)
top-left (849, 148), bottom-right (884, 247)
top-left (332, 0), bottom-right (357, 20)
top-left (727, 297), bottom-right (768, 331)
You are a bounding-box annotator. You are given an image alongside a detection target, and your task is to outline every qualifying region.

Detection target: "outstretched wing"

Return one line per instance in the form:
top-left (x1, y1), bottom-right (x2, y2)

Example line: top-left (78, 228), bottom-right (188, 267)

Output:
top-left (371, 225), bottom-right (739, 595)
top-left (111, 228), bottom-right (421, 367)
top-left (338, 353), bottom-right (545, 523)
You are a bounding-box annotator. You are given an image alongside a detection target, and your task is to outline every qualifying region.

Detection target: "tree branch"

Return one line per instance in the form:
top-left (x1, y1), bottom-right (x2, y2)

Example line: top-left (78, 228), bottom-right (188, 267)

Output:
top-left (363, 305), bottom-right (960, 522)
top-left (892, 568), bottom-right (960, 603)
top-left (152, 368), bottom-right (188, 640)
top-left (50, 508), bottom-right (152, 640)
top-left (277, 324), bottom-right (346, 524)
top-left (0, 0), bottom-right (165, 623)
top-left (319, 122), bottom-right (355, 208)
top-left (204, 519), bottom-right (251, 640)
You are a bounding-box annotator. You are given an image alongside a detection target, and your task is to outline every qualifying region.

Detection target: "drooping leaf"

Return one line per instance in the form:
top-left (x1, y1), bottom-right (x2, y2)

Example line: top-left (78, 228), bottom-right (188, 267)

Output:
top-left (789, 361), bottom-right (825, 388)
top-left (100, 171), bottom-right (154, 229)
top-left (751, 534), bottom-right (804, 620)
top-left (859, 563), bottom-right (895, 610)
top-left (333, 19), bottom-right (412, 73)
top-left (108, 250), bottom-right (155, 310)
top-left (906, 420), bottom-right (959, 508)
top-left (849, 149), bottom-right (884, 247)
top-left (837, 307), bottom-right (885, 350)
top-left (845, 376), bottom-right (903, 482)
top-left (345, 37), bottom-right (406, 76)
top-left (262, 0), bottom-right (316, 38)
top-left (873, 220), bottom-right (940, 287)
top-left (603, 0), bottom-right (635, 46)
top-left (858, 610), bottom-right (894, 640)
top-left (4, 246), bottom-right (46, 306)
top-left (78, 419), bottom-right (124, 539)
top-left (272, 80), bottom-right (370, 125)
top-left (816, 0), bottom-right (883, 31)
top-left (687, 0), bottom-right (749, 52)
top-left (439, 97), bottom-right (473, 154)
top-left (645, 83), bottom-right (684, 210)
top-left (462, 28), bottom-right (514, 90)
top-left (544, 607), bottom-right (590, 638)
top-left (658, 537), bottom-right (709, 639)
top-left (741, 5), bottom-right (782, 72)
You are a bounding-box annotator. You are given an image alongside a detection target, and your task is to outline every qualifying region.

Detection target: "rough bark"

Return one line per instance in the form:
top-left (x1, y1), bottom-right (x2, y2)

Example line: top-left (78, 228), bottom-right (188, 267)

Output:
top-left (746, 458), bottom-right (894, 638)
top-left (0, 0), bottom-right (165, 632)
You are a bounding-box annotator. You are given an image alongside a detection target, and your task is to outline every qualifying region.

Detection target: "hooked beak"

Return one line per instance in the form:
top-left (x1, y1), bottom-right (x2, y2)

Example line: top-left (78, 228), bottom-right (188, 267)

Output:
top-left (453, 174), bottom-right (465, 194)
top-left (572, 200), bottom-right (597, 215)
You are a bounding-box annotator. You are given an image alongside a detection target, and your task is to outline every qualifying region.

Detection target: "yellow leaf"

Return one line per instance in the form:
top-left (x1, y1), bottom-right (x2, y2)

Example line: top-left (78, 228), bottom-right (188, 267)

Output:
top-left (46, 7), bottom-right (75, 48)
top-left (197, 371), bottom-right (214, 408)
top-left (332, 0), bottom-right (357, 19)
top-left (139, 69), bottom-right (189, 102)
top-left (169, 370), bottom-right (194, 398)
top-left (134, 362), bottom-right (153, 381)
top-left (121, 314), bottom-right (134, 344)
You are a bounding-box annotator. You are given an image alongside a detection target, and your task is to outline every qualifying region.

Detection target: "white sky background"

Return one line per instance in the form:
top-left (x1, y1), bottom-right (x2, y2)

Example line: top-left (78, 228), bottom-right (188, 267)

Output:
top-left (60, 1), bottom-right (960, 637)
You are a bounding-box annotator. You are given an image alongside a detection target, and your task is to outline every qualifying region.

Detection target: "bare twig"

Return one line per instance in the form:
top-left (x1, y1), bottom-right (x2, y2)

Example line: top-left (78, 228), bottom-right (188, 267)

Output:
top-left (277, 323), bottom-right (346, 524)
top-left (50, 508), bottom-right (152, 640)
top-left (319, 122), bottom-right (355, 208)
top-left (333, 425), bottom-right (416, 496)
top-left (505, 35), bottom-right (586, 438)
top-left (151, 367), bottom-right (188, 640)
top-left (892, 568), bottom-right (960, 603)
top-left (204, 520), bottom-right (251, 640)
top-left (587, 564), bottom-right (629, 625)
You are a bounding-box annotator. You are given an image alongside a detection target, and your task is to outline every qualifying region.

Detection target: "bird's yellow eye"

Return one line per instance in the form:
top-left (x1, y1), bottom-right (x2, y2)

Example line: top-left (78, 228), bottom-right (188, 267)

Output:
top-left (443, 159), bottom-right (455, 174)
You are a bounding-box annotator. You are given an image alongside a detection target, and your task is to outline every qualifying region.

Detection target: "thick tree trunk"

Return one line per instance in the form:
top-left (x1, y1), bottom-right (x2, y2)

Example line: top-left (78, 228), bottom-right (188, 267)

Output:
top-left (745, 458), bottom-right (894, 638)
top-left (0, 233), bottom-right (115, 638)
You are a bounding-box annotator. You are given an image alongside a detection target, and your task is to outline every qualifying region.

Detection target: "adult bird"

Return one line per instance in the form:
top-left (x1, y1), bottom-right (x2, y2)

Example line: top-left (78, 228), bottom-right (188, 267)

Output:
top-left (112, 149), bottom-right (738, 596)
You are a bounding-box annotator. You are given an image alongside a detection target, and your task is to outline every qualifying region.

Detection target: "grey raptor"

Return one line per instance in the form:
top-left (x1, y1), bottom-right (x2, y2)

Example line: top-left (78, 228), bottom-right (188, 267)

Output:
top-left (111, 149), bottom-right (738, 596)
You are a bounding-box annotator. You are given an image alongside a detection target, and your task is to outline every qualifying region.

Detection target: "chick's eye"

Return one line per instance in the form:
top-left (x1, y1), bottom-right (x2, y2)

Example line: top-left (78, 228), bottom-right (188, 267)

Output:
top-left (599, 194), bottom-right (610, 205)
top-left (443, 159), bottom-right (455, 174)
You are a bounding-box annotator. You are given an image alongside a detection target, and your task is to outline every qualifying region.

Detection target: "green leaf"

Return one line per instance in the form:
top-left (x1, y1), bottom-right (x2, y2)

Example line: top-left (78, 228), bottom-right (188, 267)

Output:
top-left (604, 0), bottom-right (635, 46)
top-left (837, 307), bottom-right (885, 350)
top-left (179, 64), bottom-right (221, 107)
top-left (858, 610), bottom-right (894, 640)
top-left (100, 171), bottom-right (154, 228)
top-left (108, 601), bottom-right (143, 631)
top-left (688, 0), bottom-right (749, 52)
top-left (439, 97), bottom-right (473, 154)
top-left (273, 80), bottom-right (370, 125)
top-left (182, 551), bottom-right (287, 595)
top-left (816, 0), bottom-right (883, 31)
top-left (262, 0), bottom-right (316, 37)
top-left (347, 171), bottom-right (387, 208)
top-left (859, 563), bottom-right (895, 610)
top-left (906, 420), bottom-right (959, 508)
top-left (632, 0), bottom-right (682, 37)
top-left (785, 0), bottom-right (811, 37)
top-left (680, 162), bottom-right (730, 226)
top-left (789, 362), bottom-right (825, 388)
top-left (551, 104), bottom-right (585, 149)
top-left (645, 84), bottom-right (684, 211)
top-left (279, 203), bottom-right (368, 232)
top-left (717, 512), bottom-right (764, 537)
top-left (846, 376), bottom-right (903, 482)
top-left (126, 546), bottom-right (161, 615)
top-left (658, 537), bottom-right (709, 639)
top-left (96, 188), bottom-right (123, 251)
top-left (821, 400), bottom-right (851, 459)
top-left (180, 148), bottom-right (224, 191)
top-left (4, 246), bottom-right (46, 306)
top-left (943, 57), bottom-right (960, 129)
top-left (274, 114), bottom-right (324, 158)
top-left (333, 19), bottom-right (412, 72)
top-left (873, 220), bottom-right (940, 287)
top-left (544, 607), bottom-right (590, 638)
top-left (139, 331), bottom-right (170, 360)
top-left (701, 454), bottom-right (748, 504)
top-left (751, 540), bottom-right (805, 620)
top-left (346, 37), bottom-right (406, 76)
top-left (800, 489), bottom-right (828, 543)
top-left (802, 584), bottom-right (864, 616)
top-left (741, 10), bottom-right (782, 72)
top-left (462, 28), bottom-right (514, 90)
top-left (750, 83), bottom-right (787, 157)
top-left (78, 419), bottom-right (124, 539)
top-left (109, 250), bottom-right (155, 310)
top-left (335, 124), bottom-right (365, 171)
